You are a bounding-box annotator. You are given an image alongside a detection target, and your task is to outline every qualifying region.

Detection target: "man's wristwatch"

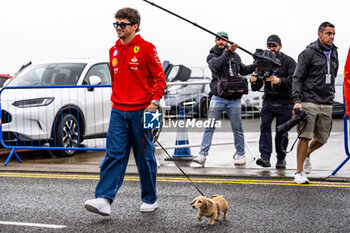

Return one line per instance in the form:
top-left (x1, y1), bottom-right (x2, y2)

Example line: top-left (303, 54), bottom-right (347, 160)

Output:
top-left (151, 100), bottom-right (160, 106)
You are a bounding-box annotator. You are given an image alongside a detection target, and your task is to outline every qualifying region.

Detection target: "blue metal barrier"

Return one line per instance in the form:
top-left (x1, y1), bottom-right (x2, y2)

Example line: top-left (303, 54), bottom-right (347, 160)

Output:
top-left (332, 85), bottom-right (350, 175)
top-left (0, 85), bottom-right (111, 165)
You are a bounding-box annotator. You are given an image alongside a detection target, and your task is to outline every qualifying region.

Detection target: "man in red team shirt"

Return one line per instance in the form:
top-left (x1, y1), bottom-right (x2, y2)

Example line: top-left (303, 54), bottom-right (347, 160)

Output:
top-left (84, 7), bottom-right (166, 216)
top-left (344, 47), bottom-right (350, 116)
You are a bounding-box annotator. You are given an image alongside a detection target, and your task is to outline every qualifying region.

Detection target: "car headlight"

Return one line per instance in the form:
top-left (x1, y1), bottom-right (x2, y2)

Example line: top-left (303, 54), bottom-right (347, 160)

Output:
top-left (12, 97), bottom-right (55, 108)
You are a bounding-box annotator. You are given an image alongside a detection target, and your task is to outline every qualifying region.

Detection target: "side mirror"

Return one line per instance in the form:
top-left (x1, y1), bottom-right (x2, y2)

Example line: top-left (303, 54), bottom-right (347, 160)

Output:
top-left (89, 75), bottom-right (102, 85)
top-left (88, 75), bottom-right (102, 91)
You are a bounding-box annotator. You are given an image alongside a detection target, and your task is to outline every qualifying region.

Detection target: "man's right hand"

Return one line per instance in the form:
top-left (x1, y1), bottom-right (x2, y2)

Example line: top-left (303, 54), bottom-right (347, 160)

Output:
top-left (293, 103), bottom-right (302, 115)
top-left (229, 43), bottom-right (238, 53)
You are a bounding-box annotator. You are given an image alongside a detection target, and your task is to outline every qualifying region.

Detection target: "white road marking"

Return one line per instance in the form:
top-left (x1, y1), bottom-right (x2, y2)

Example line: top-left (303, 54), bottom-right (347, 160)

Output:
top-left (0, 221), bottom-right (66, 229)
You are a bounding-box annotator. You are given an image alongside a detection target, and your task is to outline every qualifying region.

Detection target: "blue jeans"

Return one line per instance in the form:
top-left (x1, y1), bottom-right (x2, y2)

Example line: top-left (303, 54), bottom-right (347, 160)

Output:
top-left (95, 108), bottom-right (157, 204)
top-left (259, 102), bottom-right (293, 160)
top-left (200, 95), bottom-right (245, 156)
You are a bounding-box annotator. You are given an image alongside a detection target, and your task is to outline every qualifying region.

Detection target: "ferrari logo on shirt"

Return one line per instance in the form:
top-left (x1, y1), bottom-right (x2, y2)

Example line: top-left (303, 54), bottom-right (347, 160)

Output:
top-left (112, 58), bottom-right (118, 67)
top-left (134, 46), bottom-right (140, 53)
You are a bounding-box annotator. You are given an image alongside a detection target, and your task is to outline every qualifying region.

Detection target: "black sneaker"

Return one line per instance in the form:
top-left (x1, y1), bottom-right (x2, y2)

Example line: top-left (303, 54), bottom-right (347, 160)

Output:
top-left (276, 159), bottom-right (286, 169)
top-left (256, 158), bottom-right (271, 167)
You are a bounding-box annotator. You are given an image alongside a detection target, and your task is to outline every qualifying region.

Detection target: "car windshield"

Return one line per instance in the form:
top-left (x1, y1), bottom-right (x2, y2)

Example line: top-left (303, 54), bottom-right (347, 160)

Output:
top-left (167, 66), bottom-right (180, 82)
top-left (167, 78), bottom-right (207, 94)
top-left (8, 63), bottom-right (86, 86)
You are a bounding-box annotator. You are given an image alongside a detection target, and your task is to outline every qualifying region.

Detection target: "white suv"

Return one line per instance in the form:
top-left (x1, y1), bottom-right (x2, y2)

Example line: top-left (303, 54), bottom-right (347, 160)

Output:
top-left (1, 59), bottom-right (112, 157)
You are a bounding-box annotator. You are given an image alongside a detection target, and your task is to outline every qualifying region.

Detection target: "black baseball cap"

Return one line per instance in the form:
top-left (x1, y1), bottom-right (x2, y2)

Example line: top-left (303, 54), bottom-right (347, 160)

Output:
top-left (267, 34), bottom-right (281, 45)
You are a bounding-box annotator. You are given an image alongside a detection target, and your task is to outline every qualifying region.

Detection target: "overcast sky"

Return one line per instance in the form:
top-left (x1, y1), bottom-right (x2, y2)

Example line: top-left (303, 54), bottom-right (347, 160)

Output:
top-left (1, 0), bottom-right (349, 75)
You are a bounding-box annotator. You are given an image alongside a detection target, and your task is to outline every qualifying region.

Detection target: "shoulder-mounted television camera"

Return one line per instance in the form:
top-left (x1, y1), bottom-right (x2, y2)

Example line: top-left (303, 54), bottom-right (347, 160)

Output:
top-left (253, 49), bottom-right (281, 80)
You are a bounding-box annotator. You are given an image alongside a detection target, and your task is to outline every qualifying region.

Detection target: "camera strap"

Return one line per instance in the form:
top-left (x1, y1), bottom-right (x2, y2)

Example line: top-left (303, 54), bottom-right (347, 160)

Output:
top-left (283, 122), bottom-right (307, 154)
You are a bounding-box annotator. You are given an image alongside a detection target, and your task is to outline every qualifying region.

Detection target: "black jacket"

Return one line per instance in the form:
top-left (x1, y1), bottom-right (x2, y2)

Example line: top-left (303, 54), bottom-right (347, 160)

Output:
top-left (293, 40), bottom-right (339, 105)
top-left (207, 45), bottom-right (255, 99)
top-left (251, 52), bottom-right (296, 105)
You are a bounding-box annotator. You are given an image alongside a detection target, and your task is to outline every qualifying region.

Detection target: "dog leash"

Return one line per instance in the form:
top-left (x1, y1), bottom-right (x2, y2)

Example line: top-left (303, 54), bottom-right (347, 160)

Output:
top-left (156, 140), bottom-right (206, 197)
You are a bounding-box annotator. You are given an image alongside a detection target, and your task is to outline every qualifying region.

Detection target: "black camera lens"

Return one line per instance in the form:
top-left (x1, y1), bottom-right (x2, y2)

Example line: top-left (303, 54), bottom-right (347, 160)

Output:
top-left (277, 110), bottom-right (307, 135)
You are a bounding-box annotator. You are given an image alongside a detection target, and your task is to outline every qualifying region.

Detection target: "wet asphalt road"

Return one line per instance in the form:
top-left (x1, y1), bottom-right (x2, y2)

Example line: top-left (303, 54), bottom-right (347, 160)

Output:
top-left (0, 173), bottom-right (350, 232)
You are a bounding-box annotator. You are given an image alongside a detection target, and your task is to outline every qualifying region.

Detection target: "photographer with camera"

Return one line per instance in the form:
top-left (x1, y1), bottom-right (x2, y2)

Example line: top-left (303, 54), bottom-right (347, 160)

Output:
top-left (193, 31), bottom-right (255, 166)
top-left (292, 22), bottom-right (338, 184)
top-left (250, 35), bottom-right (296, 169)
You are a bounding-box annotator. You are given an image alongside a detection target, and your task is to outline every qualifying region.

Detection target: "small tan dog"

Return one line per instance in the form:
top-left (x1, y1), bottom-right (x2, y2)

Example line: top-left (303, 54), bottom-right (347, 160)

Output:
top-left (190, 195), bottom-right (228, 225)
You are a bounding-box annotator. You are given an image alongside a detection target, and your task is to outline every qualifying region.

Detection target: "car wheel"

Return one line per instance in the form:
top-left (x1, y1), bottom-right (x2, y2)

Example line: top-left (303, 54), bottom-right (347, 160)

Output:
top-left (199, 98), bottom-right (208, 118)
top-left (51, 113), bottom-right (80, 157)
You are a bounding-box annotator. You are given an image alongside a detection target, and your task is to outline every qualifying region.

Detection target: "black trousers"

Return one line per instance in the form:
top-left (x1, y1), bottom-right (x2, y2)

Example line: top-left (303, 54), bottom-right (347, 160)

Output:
top-left (259, 101), bottom-right (293, 160)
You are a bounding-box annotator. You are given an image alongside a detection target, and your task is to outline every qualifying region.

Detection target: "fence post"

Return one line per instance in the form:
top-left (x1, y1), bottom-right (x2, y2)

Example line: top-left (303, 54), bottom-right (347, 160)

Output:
top-left (332, 87), bottom-right (350, 175)
top-left (4, 148), bottom-right (22, 166)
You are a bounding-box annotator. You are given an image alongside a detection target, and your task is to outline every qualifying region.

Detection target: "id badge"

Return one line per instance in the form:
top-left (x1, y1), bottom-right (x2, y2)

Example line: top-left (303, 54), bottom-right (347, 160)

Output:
top-left (325, 74), bottom-right (331, 84)
top-left (229, 67), bottom-right (234, 77)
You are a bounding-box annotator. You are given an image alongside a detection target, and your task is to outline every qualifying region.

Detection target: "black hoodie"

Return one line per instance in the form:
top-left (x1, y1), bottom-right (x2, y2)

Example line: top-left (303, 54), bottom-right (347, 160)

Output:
top-left (207, 45), bottom-right (255, 99)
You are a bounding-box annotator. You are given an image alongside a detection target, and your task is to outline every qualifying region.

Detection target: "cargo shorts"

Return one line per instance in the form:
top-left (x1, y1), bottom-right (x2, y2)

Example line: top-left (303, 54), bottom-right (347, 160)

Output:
top-left (297, 102), bottom-right (333, 144)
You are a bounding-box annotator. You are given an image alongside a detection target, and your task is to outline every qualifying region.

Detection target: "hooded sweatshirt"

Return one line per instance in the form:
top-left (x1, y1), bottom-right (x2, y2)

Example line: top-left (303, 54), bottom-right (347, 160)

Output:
top-left (207, 45), bottom-right (255, 100)
top-left (109, 34), bottom-right (166, 111)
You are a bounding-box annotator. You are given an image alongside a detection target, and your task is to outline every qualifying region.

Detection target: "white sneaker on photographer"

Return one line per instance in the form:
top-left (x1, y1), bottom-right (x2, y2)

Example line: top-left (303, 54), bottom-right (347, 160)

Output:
top-left (303, 156), bottom-right (312, 174)
top-left (193, 154), bottom-right (206, 166)
top-left (294, 171), bottom-right (309, 184)
top-left (234, 154), bottom-right (246, 165)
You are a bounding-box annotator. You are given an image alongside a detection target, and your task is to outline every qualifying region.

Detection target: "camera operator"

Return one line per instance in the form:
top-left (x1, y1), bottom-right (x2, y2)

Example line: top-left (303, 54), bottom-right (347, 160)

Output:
top-left (292, 22), bottom-right (338, 184)
top-left (193, 31), bottom-right (255, 166)
top-left (250, 35), bottom-right (296, 169)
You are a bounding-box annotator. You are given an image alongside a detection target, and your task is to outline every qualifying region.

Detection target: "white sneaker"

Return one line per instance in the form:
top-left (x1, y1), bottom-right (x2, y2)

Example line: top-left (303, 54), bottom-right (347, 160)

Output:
top-left (140, 201), bottom-right (158, 212)
top-left (192, 154), bottom-right (206, 166)
top-left (303, 156), bottom-right (312, 174)
top-left (294, 171), bottom-right (310, 184)
top-left (84, 198), bottom-right (111, 216)
top-left (234, 154), bottom-right (246, 165)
